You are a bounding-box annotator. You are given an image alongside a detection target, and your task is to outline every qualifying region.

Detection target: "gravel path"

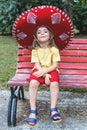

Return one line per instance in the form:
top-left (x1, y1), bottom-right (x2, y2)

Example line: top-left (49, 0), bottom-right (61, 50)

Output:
top-left (0, 90), bottom-right (87, 130)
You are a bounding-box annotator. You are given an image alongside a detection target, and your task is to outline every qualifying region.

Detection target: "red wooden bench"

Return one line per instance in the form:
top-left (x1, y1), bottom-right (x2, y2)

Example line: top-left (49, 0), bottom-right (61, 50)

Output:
top-left (7, 38), bottom-right (87, 126)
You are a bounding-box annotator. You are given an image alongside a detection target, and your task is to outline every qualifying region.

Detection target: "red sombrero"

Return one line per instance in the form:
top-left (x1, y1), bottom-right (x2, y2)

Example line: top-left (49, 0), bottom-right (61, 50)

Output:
top-left (12, 5), bottom-right (74, 50)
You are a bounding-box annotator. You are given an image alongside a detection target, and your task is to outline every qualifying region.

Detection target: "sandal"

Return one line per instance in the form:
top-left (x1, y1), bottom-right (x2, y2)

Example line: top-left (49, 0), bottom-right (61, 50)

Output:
top-left (50, 108), bottom-right (62, 122)
top-left (26, 109), bottom-right (38, 126)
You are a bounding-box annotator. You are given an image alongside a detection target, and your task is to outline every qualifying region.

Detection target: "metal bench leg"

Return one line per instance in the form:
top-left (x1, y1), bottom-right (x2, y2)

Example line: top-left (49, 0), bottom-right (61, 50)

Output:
top-left (13, 96), bottom-right (18, 126)
top-left (7, 86), bottom-right (20, 127)
top-left (20, 87), bottom-right (24, 100)
top-left (18, 87), bottom-right (24, 100)
top-left (7, 88), bottom-right (13, 126)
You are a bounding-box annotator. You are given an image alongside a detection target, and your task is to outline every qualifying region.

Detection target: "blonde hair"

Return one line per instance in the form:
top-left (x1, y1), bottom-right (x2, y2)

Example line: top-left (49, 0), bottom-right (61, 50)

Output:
top-left (32, 25), bottom-right (57, 49)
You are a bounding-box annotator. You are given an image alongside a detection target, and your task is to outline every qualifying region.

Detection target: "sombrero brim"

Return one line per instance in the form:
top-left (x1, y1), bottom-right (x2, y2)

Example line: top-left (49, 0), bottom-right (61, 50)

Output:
top-left (12, 5), bottom-right (74, 50)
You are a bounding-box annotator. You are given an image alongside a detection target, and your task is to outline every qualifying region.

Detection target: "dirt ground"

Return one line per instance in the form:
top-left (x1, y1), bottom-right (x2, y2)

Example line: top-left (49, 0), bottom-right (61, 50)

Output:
top-left (0, 90), bottom-right (87, 130)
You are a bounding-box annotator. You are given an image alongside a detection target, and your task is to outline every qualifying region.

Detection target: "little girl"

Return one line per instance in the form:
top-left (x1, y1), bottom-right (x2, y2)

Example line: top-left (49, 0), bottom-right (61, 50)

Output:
top-left (26, 25), bottom-right (62, 126)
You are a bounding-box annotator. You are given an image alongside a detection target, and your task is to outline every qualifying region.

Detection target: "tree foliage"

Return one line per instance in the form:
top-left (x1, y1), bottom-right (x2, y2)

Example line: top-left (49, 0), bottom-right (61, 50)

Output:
top-left (0, 0), bottom-right (63, 34)
top-left (0, 0), bottom-right (87, 34)
top-left (73, 0), bottom-right (87, 33)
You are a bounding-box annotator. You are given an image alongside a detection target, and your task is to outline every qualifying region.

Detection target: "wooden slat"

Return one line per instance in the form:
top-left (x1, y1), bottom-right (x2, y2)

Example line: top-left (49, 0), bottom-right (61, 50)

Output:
top-left (18, 49), bottom-right (31, 55)
top-left (16, 69), bottom-right (31, 74)
top-left (59, 69), bottom-right (87, 75)
top-left (60, 79), bottom-right (87, 84)
top-left (18, 62), bottom-right (87, 70)
top-left (17, 68), bottom-right (87, 75)
top-left (67, 44), bottom-right (87, 50)
top-left (72, 39), bottom-right (87, 44)
top-left (11, 73), bottom-right (29, 78)
top-left (59, 63), bottom-right (87, 69)
top-left (61, 57), bottom-right (87, 63)
top-left (59, 74), bottom-right (87, 80)
top-left (7, 80), bottom-right (29, 87)
top-left (18, 56), bottom-right (31, 62)
top-left (59, 79), bottom-right (87, 86)
top-left (18, 62), bottom-right (34, 68)
top-left (59, 83), bottom-right (87, 89)
top-left (60, 50), bottom-right (87, 56)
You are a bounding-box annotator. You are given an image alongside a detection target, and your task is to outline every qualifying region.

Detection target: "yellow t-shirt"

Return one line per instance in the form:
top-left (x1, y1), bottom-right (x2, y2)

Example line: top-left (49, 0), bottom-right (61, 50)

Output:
top-left (31, 46), bottom-right (60, 69)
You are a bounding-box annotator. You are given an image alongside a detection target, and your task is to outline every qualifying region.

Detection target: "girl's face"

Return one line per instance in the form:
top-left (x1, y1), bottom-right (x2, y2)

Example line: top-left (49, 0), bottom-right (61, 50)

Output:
top-left (36, 27), bottom-right (50, 43)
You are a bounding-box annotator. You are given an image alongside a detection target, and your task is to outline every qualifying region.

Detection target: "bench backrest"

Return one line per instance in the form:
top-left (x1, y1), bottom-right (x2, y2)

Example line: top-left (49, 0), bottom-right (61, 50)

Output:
top-left (16, 38), bottom-right (87, 89)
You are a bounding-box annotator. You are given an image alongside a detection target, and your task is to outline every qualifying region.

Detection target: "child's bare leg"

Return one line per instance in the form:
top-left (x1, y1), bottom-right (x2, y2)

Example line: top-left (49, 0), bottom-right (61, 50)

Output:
top-left (50, 82), bottom-right (61, 120)
top-left (28, 80), bottom-right (40, 125)
top-left (29, 80), bottom-right (40, 110)
top-left (50, 82), bottom-right (59, 108)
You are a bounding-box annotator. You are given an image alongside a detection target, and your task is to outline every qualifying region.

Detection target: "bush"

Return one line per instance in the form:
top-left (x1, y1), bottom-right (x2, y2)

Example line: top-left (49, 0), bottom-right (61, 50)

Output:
top-left (0, 0), bottom-right (22, 35)
top-left (0, 0), bottom-right (63, 35)
top-left (73, 5), bottom-right (87, 34)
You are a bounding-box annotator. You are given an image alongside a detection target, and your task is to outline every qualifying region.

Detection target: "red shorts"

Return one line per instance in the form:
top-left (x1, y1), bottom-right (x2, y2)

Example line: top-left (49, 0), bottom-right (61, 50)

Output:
top-left (27, 69), bottom-right (59, 83)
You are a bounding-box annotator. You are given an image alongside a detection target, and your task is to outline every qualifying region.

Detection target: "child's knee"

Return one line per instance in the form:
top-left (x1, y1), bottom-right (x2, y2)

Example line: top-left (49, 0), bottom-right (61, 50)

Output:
top-left (30, 80), bottom-right (40, 87)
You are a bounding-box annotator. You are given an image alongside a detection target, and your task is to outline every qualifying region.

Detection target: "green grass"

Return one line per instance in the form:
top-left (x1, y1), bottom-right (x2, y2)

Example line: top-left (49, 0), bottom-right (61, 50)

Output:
top-left (0, 36), bottom-right (17, 89)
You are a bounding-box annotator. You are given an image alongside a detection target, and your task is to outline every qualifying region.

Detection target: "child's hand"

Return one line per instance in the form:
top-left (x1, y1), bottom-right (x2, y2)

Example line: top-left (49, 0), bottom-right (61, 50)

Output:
top-left (45, 74), bottom-right (51, 85)
top-left (33, 70), bottom-right (46, 77)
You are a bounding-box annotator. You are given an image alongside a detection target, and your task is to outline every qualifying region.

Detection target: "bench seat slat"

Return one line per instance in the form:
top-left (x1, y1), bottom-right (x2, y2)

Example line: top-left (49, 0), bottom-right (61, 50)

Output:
top-left (59, 69), bottom-right (87, 75)
top-left (7, 80), bottom-right (29, 87)
top-left (59, 74), bottom-right (87, 80)
top-left (10, 73), bottom-right (29, 77)
top-left (16, 69), bottom-right (31, 74)
top-left (60, 80), bottom-right (87, 84)
top-left (7, 73), bottom-right (30, 86)
top-left (59, 83), bottom-right (87, 89)
top-left (7, 73), bottom-right (87, 88)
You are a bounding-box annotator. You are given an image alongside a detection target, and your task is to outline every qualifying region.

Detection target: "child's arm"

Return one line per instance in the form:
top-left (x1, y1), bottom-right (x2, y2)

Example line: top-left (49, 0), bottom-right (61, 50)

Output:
top-left (33, 62), bottom-right (45, 77)
top-left (34, 62), bottom-right (42, 70)
top-left (33, 61), bottom-right (58, 77)
top-left (44, 61), bottom-right (58, 74)
top-left (35, 61), bottom-right (58, 72)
